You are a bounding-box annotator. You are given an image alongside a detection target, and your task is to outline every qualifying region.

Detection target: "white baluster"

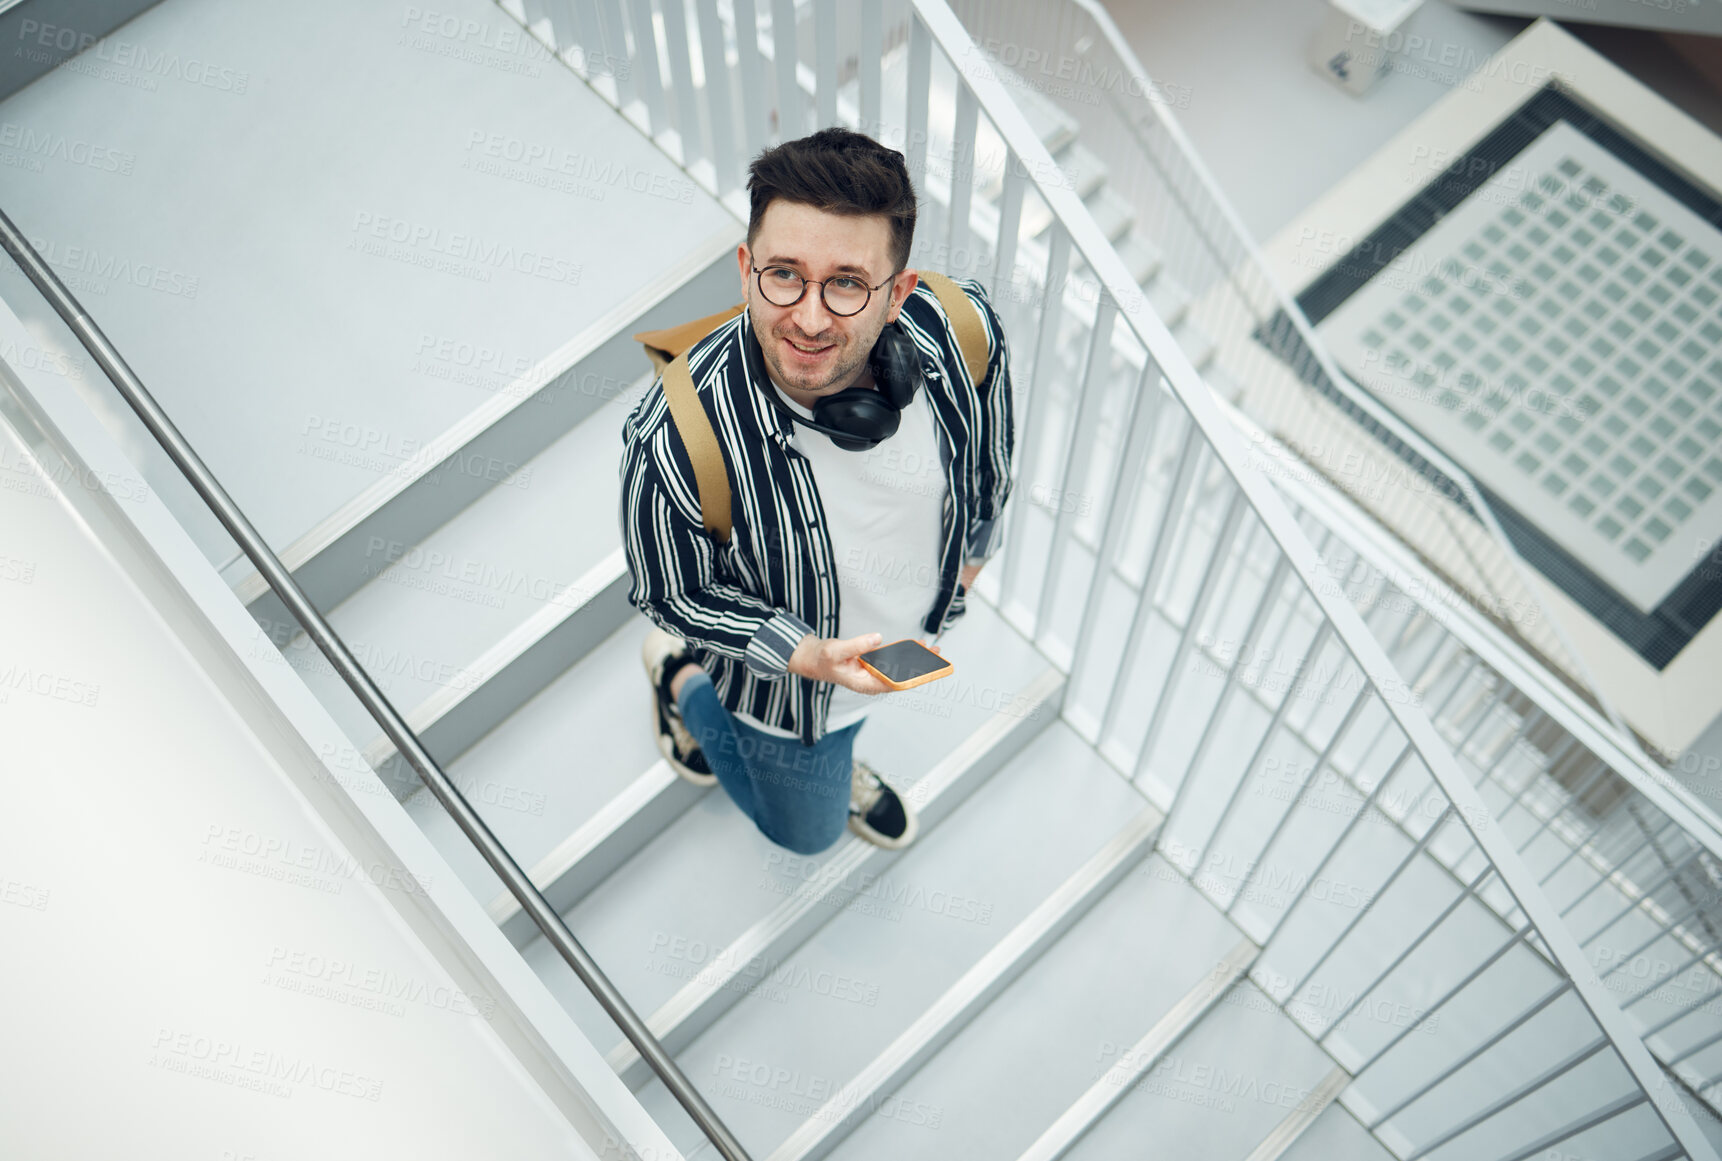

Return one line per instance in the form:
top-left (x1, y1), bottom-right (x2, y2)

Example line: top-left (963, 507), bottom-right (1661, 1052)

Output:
top-left (659, 0), bottom-right (705, 166)
top-left (904, 15), bottom-right (931, 250)
top-left (859, 0), bottom-right (882, 139)
top-left (947, 82), bottom-right (978, 279)
top-left (626, 0), bottom-right (667, 134)
top-left (694, 0), bottom-right (738, 191)
top-left (814, 0), bottom-right (837, 130)
top-left (596, 0), bottom-right (637, 109)
top-left (732, 0), bottom-right (769, 159)
top-left (770, 0), bottom-right (801, 141)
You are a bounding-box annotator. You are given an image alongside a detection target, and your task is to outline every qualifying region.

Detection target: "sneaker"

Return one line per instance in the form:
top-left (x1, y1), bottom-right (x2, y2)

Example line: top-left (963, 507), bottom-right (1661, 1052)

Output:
top-left (642, 627), bottom-right (716, 787)
top-left (847, 760), bottom-right (918, 849)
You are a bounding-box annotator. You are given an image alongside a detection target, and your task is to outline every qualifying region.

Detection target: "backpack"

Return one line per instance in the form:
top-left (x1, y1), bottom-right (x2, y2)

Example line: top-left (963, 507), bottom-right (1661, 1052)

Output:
top-left (632, 270), bottom-right (991, 546)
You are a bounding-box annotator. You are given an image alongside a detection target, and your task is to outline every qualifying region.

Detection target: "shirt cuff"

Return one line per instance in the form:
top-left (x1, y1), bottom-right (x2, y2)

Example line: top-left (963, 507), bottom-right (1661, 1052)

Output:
top-left (965, 515), bottom-right (1004, 564)
top-left (745, 609), bottom-right (816, 679)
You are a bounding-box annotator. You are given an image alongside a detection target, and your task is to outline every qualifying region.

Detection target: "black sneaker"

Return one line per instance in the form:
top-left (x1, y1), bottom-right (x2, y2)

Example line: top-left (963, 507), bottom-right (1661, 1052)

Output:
top-left (848, 760), bottom-right (918, 849)
top-left (642, 627), bottom-right (716, 787)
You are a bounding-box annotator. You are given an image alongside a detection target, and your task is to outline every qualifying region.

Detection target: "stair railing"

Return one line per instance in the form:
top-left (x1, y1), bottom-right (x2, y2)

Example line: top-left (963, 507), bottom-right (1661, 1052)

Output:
top-left (508, 0), bottom-right (1722, 1154)
top-left (942, 0), bottom-right (1629, 735)
top-left (936, 0), bottom-right (1722, 1113)
top-left (0, 206), bottom-right (757, 1161)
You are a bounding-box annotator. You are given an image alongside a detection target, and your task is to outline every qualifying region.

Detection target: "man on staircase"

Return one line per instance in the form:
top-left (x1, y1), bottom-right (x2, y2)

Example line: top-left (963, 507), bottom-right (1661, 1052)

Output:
top-left (619, 127), bottom-right (1014, 855)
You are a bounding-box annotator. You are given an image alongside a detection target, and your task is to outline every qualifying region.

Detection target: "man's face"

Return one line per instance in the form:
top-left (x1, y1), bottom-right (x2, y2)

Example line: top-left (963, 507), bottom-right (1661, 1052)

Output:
top-left (739, 200), bottom-right (916, 402)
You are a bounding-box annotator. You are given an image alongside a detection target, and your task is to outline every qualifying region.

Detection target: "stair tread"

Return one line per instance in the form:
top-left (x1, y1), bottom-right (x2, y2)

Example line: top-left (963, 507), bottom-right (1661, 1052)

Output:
top-left (630, 719), bottom-right (1153, 1156)
top-left (1145, 271), bottom-right (1193, 328)
top-left (279, 383), bottom-right (645, 746)
top-left (1054, 141), bottom-right (1111, 200)
top-left (513, 595), bottom-right (1061, 1045)
top-left (990, 63), bottom-right (1080, 156)
top-left (0, 0), bottom-right (734, 567)
top-left (1115, 232), bottom-right (1165, 287)
top-left (821, 851), bottom-right (1253, 1160)
top-left (1083, 186), bottom-right (1136, 245)
top-left (1280, 1104), bottom-right (1396, 1161)
top-left (1174, 317), bottom-right (1218, 372)
top-left (401, 615), bottom-right (667, 905)
top-left (1063, 978), bottom-right (1337, 1161)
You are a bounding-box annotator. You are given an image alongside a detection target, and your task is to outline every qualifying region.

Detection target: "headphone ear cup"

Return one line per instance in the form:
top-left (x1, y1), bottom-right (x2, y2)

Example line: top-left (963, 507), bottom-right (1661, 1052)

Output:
top-left (813, 389), bottom-right (899, 449)
top-left (868, 323), bottom-right (924, 412)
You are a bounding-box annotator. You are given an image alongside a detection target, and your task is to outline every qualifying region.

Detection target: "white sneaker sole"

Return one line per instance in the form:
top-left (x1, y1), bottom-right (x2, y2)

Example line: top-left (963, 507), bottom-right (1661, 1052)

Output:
top-left (644, 631), bottom-right (717, 787)
top-left (847, 796), bottom-right (919, 850)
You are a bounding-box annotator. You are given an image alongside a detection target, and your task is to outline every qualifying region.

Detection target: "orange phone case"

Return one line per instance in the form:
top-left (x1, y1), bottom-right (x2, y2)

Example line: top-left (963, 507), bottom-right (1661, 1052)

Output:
top-left (856, 639), bottom-right (954, 691)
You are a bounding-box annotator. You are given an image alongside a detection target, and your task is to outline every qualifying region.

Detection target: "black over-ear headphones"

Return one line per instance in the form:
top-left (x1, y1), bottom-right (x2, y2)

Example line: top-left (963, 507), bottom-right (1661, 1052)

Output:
top-left (749, 321), bottom-right (925, 453)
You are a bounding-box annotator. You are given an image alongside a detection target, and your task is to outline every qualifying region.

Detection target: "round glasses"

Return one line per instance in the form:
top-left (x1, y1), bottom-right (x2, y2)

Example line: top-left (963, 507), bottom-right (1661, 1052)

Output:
top-left (752, 264), bottom-right (895, 317)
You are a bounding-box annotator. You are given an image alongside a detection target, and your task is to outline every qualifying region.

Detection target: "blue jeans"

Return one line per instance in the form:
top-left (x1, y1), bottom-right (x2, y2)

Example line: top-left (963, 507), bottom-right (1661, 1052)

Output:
top-left (676, 670), bottom-right (863, 854)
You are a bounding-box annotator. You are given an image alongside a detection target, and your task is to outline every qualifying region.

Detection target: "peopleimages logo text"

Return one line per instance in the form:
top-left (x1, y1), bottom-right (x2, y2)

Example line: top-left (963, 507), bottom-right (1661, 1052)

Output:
top-left (349, 211), bottom-right (582, 284)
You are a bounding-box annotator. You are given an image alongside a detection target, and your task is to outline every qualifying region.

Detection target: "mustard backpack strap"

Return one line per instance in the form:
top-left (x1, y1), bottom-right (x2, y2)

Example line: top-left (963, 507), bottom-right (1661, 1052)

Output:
top-left (916, 270), bottom-right (992, 388)
top-left (661, 349), bottom-right (733, 545)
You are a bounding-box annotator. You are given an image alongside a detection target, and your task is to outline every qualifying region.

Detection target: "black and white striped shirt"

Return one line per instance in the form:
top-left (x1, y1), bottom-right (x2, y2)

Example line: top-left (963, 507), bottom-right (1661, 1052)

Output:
top-left (618, 277), bottom-right (1014, 747)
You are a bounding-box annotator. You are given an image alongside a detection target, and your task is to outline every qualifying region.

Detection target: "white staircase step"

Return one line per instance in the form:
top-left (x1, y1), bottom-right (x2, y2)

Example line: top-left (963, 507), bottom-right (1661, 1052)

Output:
top-left (1082, 186), bottom-right (1136, 246)
top-left (606, 666), bottom-right (1067, 1092)
top-left (511, 596), bottom-right (1064, 1063)
top-left (1243, 1066), bottom-right (1351, 1161)
top-left (240, 244), bottom-right (740, 628)
top-left (1033, 184), bottom-right (1135, 256)
top-left (1204, 362), bottom-right (1248, 406)
top-left (400, 614), bottom-right (682, 910)
top-left (630, 723), bottom-right (1157, 1157)
top-left (1054, 141), bottom-right (1111, 202)
top-left (1277, 1102), bottom-right (1395, 1161)
top-left (1145, 271), bottom-right (1194, 329)
top-left (1115, 232), bottom-right (1165, 287)
top-left (1024, 937), bottom-right (1261, 1160)
top-left (1174, 317), bottom-right (1219, 374)
top-left (276, 382), bottom-right (646, 783)
top-left (1016, 142), bottom-right (1110, 238)
top-left (994, 64), bottom-right (1079, 157)
top-left (0, 0), bottom-right (736, 580)
top-left (1060, 975), bottom-right (1339, 1161)
top-left (821, 851), bottom-right (1257, 1160)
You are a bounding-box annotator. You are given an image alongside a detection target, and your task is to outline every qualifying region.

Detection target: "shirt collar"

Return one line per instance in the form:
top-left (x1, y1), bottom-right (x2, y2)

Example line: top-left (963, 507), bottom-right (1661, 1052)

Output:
top-left (737, 307), bottom-right (800, 451)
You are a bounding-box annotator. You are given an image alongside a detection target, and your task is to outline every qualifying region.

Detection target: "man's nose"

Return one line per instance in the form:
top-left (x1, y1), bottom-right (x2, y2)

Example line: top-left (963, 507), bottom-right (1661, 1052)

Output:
top-left (791, 286), bottom-right (832, 336)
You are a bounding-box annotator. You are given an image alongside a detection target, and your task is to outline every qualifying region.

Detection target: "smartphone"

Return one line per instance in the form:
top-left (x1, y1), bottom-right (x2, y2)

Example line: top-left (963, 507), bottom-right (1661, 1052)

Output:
top-left (857, 639), bottom-right (953, 691)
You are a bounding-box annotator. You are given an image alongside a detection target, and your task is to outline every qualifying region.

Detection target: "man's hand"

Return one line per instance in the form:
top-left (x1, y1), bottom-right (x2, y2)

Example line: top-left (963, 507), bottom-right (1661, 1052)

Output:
top-left (788, 632), bottom-right (899, 694)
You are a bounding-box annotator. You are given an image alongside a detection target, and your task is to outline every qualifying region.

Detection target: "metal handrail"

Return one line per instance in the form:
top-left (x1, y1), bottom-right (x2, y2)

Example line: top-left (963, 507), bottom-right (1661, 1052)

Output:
top-left (0, 205), bottom-right (754, 1161)
top-left (899, 0), bottom-right (1718, 1153)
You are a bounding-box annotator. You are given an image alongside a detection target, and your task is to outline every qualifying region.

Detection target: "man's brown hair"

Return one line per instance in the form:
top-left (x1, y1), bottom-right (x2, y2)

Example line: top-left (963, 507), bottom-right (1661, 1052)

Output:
top-left (745, 128), bottom-right (917, 274)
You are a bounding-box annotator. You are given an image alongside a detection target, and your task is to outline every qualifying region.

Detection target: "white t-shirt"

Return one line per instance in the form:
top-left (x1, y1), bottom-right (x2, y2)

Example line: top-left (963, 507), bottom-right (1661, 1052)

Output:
top-left (733, 379), bottom-right (948, 739)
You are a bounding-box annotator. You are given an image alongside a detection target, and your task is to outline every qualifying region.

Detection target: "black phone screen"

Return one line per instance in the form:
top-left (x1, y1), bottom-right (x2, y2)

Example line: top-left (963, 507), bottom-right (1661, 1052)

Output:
top-left (859, 640), bottom-right (948, 683)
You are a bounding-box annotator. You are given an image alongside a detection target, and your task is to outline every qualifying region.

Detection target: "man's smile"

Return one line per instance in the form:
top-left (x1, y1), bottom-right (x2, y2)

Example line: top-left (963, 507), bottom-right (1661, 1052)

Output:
top-left (780, 333), bottom-right (838, 366)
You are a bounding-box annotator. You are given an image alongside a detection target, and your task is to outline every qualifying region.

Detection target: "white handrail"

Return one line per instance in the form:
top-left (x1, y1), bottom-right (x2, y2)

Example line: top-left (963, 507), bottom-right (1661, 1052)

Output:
top-left (1062, 0), bottom-right (1638, 756)
top-left (905, 1), bottom-right (1717, 1153)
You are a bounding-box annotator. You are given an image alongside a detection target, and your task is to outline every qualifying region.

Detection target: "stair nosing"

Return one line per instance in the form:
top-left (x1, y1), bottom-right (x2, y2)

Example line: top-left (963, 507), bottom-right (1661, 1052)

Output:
top-left (363, 548), bottom-right (630, 768)
top-left (606, 665), bottom-right (1069, 1086)
top-left (230, 223), bottom-right (740, 606)
top-left (1241, 1065), bottom-right (1351, 1161)
top-left (1014, 936), bottom-right (1260, 1161)
top-left (764, 804), bottom-right (1164, 1161)
top-left (487, 758), bottom-right (707, 939)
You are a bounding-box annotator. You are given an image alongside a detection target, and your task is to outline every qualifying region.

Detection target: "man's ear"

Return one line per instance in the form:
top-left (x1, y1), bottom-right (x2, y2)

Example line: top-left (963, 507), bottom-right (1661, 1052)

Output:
top-left (884, 268), bottom-right (919, 324)
top-left (736, 243), bottom-right (752, 298)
